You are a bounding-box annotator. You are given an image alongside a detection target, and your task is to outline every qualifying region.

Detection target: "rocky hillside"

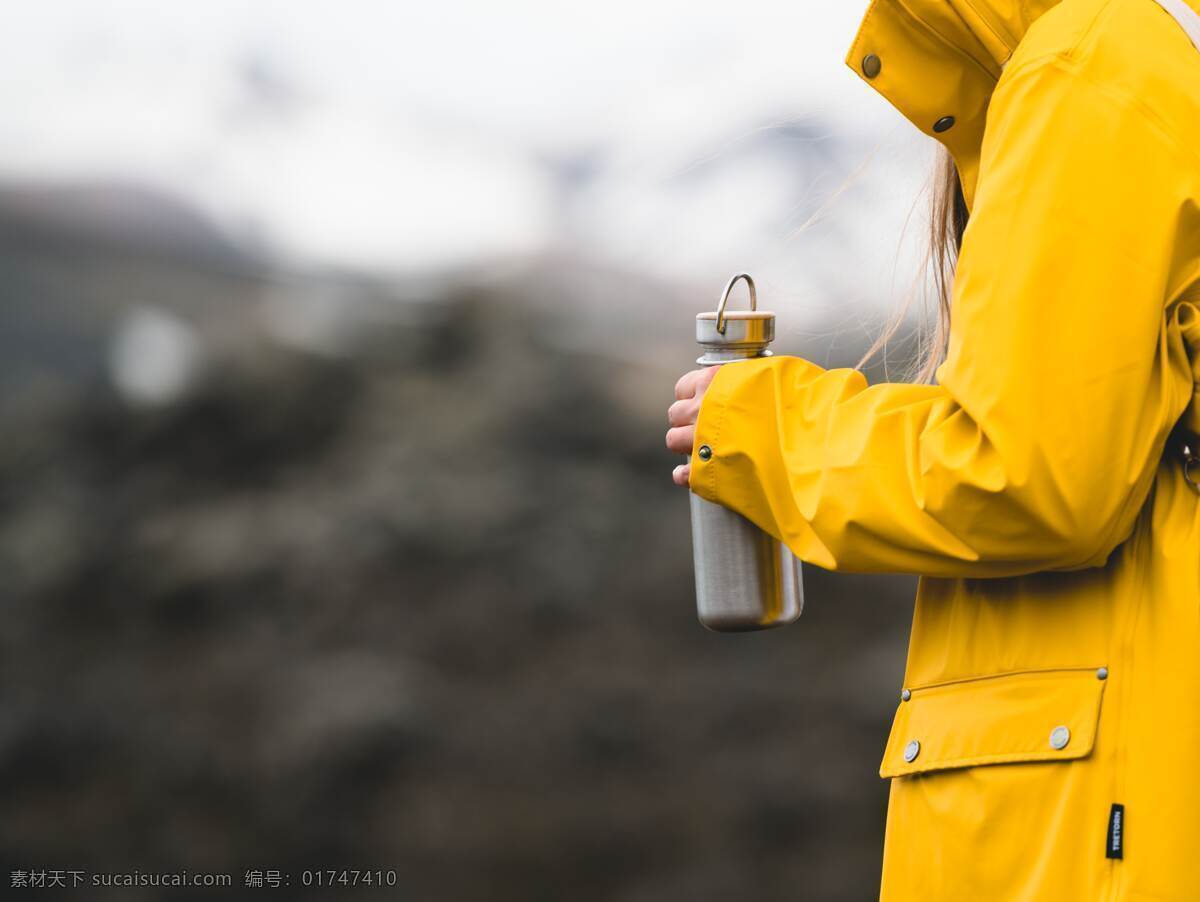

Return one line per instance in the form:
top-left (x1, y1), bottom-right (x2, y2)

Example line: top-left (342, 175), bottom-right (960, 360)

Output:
top-left (0, 189), bottom-right (915, 901)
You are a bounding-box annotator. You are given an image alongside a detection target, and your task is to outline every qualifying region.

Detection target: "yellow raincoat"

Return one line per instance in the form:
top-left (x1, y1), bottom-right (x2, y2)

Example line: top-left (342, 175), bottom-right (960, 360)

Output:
top-left (689, 0), bottom-right (1200, 897)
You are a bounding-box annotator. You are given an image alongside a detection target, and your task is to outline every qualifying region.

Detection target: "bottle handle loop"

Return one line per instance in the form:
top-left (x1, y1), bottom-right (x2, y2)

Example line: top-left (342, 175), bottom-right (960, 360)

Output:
top-left (715, 273), bottom-right (757, 335)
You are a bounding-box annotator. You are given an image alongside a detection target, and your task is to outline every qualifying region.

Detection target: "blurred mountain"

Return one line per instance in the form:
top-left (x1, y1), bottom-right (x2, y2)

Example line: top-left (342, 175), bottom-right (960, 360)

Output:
top-left (0, 181), bottom-right (262, 271)
top-left (0, 180), bottom-right (268, 395)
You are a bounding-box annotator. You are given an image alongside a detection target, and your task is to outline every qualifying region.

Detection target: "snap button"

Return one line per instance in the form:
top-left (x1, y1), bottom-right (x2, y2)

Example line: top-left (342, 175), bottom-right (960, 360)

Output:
top-left (932, 115), bottom-right (956, 133)
top-left (903, 739), bottom-right (920, 763)
top-left (1096, 667), bottom-right (1108, 681)
top-left (862, 54), bottom-right (882, 78)
top-left (900, 688), bottom-right (911, 702)
top-left (697, 444), bottom-right (713, 461)
top-left (1049, 726), bottom-right (1071, 750)
top-left (1184, 444), bottom-right (1200, 491)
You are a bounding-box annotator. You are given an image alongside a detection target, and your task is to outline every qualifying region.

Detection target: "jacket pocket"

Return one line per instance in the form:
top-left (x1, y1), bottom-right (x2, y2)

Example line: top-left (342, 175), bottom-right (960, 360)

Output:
top-left (880, 667), bottom-right (1106, 778)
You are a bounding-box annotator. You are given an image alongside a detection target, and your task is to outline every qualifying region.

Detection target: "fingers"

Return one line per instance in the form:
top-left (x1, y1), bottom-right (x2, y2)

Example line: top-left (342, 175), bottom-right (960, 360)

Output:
top-left (665, 424), bottom-right (694, 455)
top-left (667, 396), bottom-right (700, 428)
top-left (669, 366), bottom-right (722, 485)
top-left (694, 364), bottom-right (720, 396)
top-left (674, 369), bottom-right (705, 400)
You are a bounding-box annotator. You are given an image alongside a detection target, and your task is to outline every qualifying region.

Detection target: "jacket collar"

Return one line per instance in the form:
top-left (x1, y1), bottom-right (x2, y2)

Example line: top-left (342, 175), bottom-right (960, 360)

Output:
top-left (844, 0), bottom-right (1063, 210)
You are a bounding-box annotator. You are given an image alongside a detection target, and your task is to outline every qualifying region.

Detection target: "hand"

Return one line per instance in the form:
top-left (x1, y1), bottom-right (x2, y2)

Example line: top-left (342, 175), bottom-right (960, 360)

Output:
top-left (665, 366), bottom-right (721, 486)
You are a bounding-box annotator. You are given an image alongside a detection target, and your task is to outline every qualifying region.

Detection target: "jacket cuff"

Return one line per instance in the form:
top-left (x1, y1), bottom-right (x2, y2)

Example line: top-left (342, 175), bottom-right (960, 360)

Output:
top-left (688, 357), bottom-right (775, 508)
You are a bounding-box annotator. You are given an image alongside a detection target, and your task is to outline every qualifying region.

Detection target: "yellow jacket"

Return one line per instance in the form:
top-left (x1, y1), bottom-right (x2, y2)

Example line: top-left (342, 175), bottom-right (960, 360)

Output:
top-left (689, 0), bottom-right (1200, 897)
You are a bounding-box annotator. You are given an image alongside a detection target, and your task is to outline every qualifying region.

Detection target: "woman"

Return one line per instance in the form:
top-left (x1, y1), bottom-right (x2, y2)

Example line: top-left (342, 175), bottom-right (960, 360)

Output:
top-left (666, 0), bottom-right (1200, 898)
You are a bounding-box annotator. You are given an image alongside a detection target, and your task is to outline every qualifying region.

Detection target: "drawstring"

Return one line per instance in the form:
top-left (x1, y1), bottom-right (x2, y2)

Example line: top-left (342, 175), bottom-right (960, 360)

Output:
top-left (1150, 0), bottom-right (1200, 52)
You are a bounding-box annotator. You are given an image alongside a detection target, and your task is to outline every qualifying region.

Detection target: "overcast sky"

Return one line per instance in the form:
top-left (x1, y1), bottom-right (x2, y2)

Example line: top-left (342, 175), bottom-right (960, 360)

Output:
top-left (0, 0), bottom-right (934, 313)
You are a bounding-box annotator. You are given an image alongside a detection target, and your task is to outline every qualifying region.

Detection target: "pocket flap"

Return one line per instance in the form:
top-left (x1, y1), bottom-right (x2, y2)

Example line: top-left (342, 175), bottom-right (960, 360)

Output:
top-left (880, 668), bottom-right (1106, 778)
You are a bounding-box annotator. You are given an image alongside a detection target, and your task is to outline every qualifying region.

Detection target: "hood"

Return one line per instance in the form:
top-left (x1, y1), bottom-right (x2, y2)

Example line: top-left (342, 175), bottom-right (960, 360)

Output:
top-left (844, 0), bottom-right (1063, 209)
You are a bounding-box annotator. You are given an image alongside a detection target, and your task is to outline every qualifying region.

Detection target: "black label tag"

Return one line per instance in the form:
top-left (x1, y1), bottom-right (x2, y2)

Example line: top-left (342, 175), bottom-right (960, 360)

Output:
top-left (1107, 804), bottom-right (1125, 859)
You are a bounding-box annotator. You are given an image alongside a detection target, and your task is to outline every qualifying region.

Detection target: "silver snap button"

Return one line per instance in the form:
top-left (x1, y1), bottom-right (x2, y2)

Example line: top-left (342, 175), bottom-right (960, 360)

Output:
top-left (697, 444), bottom-right (712, 461)
top-left (1184, 444), bottom-right (1200, 491)
top-left (903, 739), bottom-right (920, 763)
top-left (1096, 667), bottom-right (1108, 680)
top-left (1049, 726), bottom-right (1071, 750)
top-left (900, 688), bottom-right (911, 702)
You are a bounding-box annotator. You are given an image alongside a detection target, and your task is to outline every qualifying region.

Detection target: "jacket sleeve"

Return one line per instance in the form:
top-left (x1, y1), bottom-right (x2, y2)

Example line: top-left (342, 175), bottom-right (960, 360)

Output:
top-left (688, 55), bottom-right (1195, 578)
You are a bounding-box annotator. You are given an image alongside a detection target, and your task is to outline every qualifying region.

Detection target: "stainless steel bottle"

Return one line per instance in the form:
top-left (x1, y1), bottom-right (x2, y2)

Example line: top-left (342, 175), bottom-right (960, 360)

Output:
top-left (689, 273), bottom-right (804, 632)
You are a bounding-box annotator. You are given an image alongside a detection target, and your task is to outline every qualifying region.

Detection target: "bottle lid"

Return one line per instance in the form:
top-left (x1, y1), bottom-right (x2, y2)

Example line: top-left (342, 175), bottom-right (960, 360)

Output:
top-left (695, 273), bottom-right (775, 364)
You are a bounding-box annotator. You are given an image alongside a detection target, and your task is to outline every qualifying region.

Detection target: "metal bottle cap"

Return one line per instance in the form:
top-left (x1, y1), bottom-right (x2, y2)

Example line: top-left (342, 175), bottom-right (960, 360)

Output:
top-left (696, 273), bottom-right (775, 365)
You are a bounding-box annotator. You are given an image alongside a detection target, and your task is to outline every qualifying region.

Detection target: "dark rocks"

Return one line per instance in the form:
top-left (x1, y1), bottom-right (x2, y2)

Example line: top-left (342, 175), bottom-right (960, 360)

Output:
top-left (0, 227), bottom-right (914, 899)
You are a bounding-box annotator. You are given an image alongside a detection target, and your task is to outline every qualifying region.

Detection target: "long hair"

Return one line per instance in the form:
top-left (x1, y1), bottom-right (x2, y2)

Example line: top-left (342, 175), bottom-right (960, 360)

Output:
top-left (856, 147), bottom-right (969, 384)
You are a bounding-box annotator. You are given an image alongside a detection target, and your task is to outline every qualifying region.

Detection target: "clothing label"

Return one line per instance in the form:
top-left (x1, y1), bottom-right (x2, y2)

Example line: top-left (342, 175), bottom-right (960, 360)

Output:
top-left (1107, 804), bottom-right (1125, 860)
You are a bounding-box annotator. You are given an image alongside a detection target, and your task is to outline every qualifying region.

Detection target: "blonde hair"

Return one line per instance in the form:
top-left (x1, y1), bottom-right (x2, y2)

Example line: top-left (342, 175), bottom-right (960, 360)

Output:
top-left (856, 148), bottom-right (968, 384)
